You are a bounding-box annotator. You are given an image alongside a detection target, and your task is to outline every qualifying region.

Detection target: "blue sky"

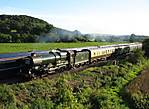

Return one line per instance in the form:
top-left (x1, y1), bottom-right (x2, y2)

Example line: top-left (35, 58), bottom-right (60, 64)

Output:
top-left (0, 0), bottom-right (149, 35)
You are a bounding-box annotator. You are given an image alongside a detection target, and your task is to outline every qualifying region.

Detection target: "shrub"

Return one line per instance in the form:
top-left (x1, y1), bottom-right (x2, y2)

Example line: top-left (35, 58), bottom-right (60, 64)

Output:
top-left (0, 85), bottom-right (17, 108)
top-left (130, 93), bottom-right (149, 109)
top-left (54, 78), bottom-right (84, 109)
top-left (31, 98), bottom-right (54, 109)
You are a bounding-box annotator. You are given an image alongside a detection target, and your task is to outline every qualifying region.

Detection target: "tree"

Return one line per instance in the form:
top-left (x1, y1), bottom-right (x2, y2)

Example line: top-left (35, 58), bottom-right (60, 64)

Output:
top-left (129, 34), bottom-right (136, 43)
top-left (124, 48), bottom-right (144, 64)
top-left (142, 38), bottom-right (149, 57)
top-left (0, 34), bottom-right (12, 42)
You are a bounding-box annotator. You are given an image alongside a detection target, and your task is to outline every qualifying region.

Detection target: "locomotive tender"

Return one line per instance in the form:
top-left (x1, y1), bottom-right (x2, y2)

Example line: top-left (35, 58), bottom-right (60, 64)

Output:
top-left (0, 43), bottom-right (142, 78)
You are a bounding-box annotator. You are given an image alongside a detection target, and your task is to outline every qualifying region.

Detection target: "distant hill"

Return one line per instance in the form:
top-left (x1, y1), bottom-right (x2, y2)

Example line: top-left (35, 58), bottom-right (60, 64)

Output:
top-left (86, 33), bottom-right (149, 42)
top-left (0, 15), bottom-right (148, 43)
top-left (0, 15), bottom-right (89, 43)
top-left (0, 15), bottom-right (53, 42)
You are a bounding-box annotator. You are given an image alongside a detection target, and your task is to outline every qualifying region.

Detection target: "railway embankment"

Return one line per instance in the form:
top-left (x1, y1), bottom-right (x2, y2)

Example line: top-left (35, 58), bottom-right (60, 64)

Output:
top-left (126, 68), bottom-right (149, 95)
top-left (124, 68), bottom-right (149, 109)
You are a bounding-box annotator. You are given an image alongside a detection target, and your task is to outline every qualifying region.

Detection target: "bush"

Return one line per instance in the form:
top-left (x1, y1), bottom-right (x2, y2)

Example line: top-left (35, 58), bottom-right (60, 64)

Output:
top-left (31, 98), bottom-right (54, 109)
top-left (0, 85), bottom-right (17, 108)
top-left (126, 49), bottom-right (144, 64)
top-left (130, 93), bottom-right (149, 109)
top-left (54, 78), bottom-right (84, 109)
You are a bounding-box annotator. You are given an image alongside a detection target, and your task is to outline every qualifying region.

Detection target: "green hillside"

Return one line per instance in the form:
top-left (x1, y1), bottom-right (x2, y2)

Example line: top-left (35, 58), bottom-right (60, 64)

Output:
top-left (0, 15), bottom-right (90, 43)
top-left (0, 15), bottom-right (53, 42)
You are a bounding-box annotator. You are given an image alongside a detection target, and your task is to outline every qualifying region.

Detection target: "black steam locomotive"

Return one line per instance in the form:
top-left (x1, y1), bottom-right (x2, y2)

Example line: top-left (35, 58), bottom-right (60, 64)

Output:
top-left (0, 43), bottom-right (142, 78)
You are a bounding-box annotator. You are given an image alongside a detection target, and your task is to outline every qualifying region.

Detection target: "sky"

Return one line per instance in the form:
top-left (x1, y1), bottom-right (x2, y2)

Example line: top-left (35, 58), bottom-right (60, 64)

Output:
top-left (0, 0), bottom-right (149, 35)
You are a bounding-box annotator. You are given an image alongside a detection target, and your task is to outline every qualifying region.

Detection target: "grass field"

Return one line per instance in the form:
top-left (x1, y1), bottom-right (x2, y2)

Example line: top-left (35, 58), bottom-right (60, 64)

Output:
top-left (0, 42), bottom-right (121, 53)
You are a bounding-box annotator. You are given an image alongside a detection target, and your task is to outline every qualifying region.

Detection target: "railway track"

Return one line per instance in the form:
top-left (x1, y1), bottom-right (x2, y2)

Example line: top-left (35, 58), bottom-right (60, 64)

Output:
top-left (0, 60), bottom-right (115, 84)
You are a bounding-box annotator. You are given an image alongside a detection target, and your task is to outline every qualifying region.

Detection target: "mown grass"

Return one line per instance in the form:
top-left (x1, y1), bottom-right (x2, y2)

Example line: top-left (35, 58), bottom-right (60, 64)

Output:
top-left (0, 42), bottom-right (121, 53)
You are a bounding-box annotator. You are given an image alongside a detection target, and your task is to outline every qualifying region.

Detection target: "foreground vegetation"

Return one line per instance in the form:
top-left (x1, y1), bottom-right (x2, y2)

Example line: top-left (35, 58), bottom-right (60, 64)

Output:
top-left (125, 68), bottom-right (149, 109)
top-left (0, 49), bottom-right (148, 109)
top-left (0, 42), bottom-right (121, 53)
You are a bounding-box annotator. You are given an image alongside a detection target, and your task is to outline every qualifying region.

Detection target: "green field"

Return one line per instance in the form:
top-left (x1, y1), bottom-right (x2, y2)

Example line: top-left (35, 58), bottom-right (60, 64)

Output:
top-left (0, 42), bottom-right (121, 53)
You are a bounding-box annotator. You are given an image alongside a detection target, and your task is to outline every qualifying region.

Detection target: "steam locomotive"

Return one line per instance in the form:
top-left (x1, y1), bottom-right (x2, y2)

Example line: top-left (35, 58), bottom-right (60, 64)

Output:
top-left (0, 43), bottom-right (142, 78)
